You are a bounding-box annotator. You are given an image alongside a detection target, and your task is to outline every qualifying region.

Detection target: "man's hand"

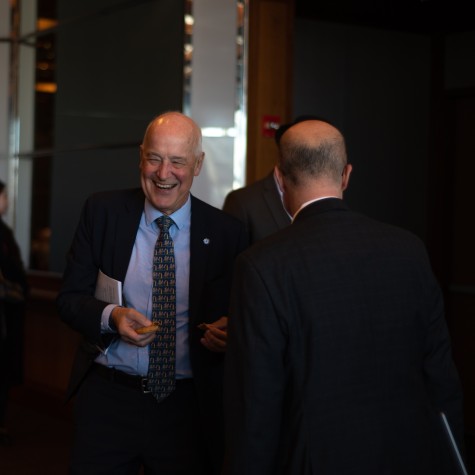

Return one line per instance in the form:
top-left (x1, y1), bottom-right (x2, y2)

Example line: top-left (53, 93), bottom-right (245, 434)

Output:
top-left (110, 306), bottom-right (157, 347)
top-left (199, 316), bottom-right (228, 353)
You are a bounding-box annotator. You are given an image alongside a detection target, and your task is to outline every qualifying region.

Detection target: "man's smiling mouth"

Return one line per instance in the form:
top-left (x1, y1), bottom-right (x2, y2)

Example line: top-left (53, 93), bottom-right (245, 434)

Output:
top-left (155, 182), bottom-right (176, 190)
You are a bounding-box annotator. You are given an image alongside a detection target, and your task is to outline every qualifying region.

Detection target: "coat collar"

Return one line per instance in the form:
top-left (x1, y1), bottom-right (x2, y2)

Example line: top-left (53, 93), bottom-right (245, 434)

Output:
top-left (293, 197), bottom-right (349, 223)
top-left (113, 188), bottom-right (145, 280)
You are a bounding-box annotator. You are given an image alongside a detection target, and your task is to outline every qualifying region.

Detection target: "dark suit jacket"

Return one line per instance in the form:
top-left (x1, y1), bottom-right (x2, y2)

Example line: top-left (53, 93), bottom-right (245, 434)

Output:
top-left (224, 198), bottom-right (464, 475)
top-left (222, 171), bottom-right (291, 244)
top-left (56, 188), bottom-right (247, 470)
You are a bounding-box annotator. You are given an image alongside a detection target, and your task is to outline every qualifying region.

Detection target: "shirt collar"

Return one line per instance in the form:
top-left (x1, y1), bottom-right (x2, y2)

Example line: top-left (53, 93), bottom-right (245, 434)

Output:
top-left (144, 194), bottom-right (191, 231)
top-left (292, 196), bottom-right (339, 222)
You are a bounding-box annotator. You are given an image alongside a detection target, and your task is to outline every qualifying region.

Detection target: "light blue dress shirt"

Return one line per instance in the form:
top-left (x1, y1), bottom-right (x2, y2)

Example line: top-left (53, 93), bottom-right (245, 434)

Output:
top-left (95, 195), bottom-right (192, 378)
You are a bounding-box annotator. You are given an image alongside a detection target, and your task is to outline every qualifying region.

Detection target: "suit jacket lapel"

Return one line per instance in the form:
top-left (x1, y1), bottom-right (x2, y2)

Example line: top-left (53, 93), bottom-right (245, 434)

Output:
top-left (189, 196), bottom-right (211, 325)
top-left (111, 189), bottom-right (145, 282)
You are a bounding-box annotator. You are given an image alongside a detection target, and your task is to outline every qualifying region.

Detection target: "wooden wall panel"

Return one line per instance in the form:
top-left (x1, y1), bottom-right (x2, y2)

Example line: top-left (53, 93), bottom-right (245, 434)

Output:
top-left (246, 0), bottom-right (294, 184)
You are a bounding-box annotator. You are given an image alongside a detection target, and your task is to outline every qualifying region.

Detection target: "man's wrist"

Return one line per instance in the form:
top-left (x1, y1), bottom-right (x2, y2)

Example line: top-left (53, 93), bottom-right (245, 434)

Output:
top-left (108, 313), bottom-right (118, 332)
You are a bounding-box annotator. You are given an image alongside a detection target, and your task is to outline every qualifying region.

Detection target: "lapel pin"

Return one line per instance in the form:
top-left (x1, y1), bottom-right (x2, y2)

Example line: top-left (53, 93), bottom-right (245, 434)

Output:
top-left (203, 238), bottom-right (210, 245)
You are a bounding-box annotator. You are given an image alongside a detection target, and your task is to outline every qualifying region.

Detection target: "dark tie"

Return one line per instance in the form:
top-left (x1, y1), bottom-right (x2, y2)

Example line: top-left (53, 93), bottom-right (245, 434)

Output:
top-left (147, 215), bottom-right (176, 401)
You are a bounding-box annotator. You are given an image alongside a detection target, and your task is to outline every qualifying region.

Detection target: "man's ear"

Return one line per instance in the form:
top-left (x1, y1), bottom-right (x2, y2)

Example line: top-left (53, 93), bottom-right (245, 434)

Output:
top-left (274, 165), bottom-right (294, 218)
top-left (274, 166), bottom-right (286, 194)
top-left (139, 144), bottom-right (144, 169)
top-left (194, 152), bottom-right (205, 176)
top-left (341, 164), bottom-right (352, 191)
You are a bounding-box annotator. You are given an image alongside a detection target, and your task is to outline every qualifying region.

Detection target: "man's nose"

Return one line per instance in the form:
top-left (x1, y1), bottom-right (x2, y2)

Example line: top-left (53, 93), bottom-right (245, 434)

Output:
top-left (156, 159), bottom-right (171, 179)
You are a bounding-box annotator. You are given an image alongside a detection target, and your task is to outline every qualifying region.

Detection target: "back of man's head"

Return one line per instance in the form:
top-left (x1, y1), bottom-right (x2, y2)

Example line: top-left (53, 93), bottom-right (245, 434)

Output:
top-left (274, 115), bottom-right (333, 146)
top-left (278, 120), bottom-right (348, 187)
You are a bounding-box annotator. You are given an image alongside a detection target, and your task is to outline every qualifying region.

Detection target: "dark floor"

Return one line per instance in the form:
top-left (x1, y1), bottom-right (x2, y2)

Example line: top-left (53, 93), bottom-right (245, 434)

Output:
top-left (0, 386), bottom-right (73, 475)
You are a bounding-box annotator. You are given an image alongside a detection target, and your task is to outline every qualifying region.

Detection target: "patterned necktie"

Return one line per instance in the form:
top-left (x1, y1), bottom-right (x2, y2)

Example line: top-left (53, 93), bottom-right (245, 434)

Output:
top-left (148, 215), bottom-right (176, 401)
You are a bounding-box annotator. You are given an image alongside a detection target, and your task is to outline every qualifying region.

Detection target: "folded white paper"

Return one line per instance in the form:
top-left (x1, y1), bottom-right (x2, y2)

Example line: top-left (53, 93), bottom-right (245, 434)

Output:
top-left (94, 269), bottom-right (122, 306)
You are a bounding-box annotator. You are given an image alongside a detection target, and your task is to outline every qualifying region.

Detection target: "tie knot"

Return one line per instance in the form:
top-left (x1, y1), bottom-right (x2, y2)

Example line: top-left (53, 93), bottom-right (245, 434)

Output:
top-left (157, 215), bottom-right (174, 233)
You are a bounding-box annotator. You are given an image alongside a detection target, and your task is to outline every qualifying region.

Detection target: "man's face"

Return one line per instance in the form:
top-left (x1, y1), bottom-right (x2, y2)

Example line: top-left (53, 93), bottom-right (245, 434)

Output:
top-left (140, 119), bottom-right (204, 215)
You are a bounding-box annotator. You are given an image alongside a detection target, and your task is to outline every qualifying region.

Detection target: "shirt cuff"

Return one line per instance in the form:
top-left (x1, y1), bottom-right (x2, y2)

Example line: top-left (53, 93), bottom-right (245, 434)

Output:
top-left (101, 303), bottom-right (119, 332)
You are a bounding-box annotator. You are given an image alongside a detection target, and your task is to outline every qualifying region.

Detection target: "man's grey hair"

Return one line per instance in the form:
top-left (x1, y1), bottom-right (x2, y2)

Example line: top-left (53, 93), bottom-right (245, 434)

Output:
top-left (279, 136), bottom-right (347, 186)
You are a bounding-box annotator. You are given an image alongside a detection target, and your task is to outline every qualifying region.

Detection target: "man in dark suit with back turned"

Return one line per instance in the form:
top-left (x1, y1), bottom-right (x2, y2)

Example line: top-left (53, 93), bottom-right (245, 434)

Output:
top-left (57, 112), bottom-right (247, 475)
top-left (224, 118), bottom-right (464, 474)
